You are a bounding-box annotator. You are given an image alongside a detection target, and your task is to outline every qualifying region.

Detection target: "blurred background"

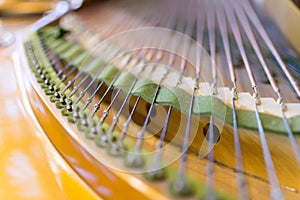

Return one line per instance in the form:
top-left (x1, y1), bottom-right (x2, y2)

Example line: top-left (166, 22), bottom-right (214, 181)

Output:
top-left (0, 0), bottom-right (95, 16)
top-left (0, 0), bottom-right (53, 16)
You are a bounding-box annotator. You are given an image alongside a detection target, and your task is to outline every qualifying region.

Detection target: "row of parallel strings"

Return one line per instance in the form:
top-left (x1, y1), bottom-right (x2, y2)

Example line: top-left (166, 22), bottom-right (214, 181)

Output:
top-left (205, 0), bottom-right (300, 199)
top-left (218, 1), bottom-right (300, 199)
top-left (43, 0), bottom-right (300, 199)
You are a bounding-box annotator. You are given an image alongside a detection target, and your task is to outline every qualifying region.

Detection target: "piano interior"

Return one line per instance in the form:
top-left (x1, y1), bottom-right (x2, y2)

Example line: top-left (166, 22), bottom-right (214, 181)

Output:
top-left (1, 0), bottom-right (300, 199)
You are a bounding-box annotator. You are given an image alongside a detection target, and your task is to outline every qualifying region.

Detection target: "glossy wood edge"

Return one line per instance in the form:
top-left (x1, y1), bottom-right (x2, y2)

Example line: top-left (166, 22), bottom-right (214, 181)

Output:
top-left (10, 54), bottom-right (101, 199)
top-left (14, 32), bottom-right (167, 200)
top-left (0, 1), bottom-right (51, 16)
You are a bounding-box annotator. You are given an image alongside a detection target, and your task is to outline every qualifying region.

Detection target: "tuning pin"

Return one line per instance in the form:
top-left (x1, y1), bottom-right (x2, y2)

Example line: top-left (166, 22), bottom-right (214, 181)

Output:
top-left (124, 153), bottom-right (145, 168)
top-left (144, 167), bottom-right (166, 181)
top-left (67, 114), bottom-right (75, 123)
top-left (84, 123), bottom-right (98, 139)
top-left (61, 98), bottom-right (73, 115)
top-left (169, 178), bottom-right (195, 197)
top-left (106, 141), bottom-right (127, 157)
top-left (45, 84), bottom-right (55, 95)
top-left (41, 78), bottom-right (51, 89)
top-left (65, 100), bottom-right (73, 112)
top-left (72, 106), bottom-right (81, 120)
top-left (37, 71), bottom-right (50, 84)
top-left (94, 128), bottom-right (110, 148)
top-left (49, 91), bottom-right (61, 103)
top-left (55, 95), bottom-right (67, 109)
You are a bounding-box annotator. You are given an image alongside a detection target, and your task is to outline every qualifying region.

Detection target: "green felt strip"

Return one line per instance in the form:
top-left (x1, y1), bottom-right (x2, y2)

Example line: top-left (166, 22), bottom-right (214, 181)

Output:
top-left (52, 41), bottom-right (74, 55)
top-left (114, 71), bottom-right (136, 92)
top-left (82, 58), bottom-right (106, 75)
top-left (37, 26), bottom-right (70, 39)
top-left (98, 65), bottom-right (119, 84)
top-left (39, 27), bottom-right (300, 134)
top-left (72, 52), bottom-right (91, 67)
top-left (47, 38), bottom-right (66, 49)
top-left (60, 45), bottom-right (84, 60)
top-left (131, 78), bottom-right (157, 102)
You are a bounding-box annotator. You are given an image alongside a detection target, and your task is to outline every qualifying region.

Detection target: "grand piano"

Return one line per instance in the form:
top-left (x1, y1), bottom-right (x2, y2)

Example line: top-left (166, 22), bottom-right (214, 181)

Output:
top-left (0, 0), bottom-right (300, 199)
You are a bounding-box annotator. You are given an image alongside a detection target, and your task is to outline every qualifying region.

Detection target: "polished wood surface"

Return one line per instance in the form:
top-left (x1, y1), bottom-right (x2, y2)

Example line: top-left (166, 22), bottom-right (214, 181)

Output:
top-left (0, 46), bottom-right (99, 199)
top-left (0, 0), bottom-right (52, 16)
